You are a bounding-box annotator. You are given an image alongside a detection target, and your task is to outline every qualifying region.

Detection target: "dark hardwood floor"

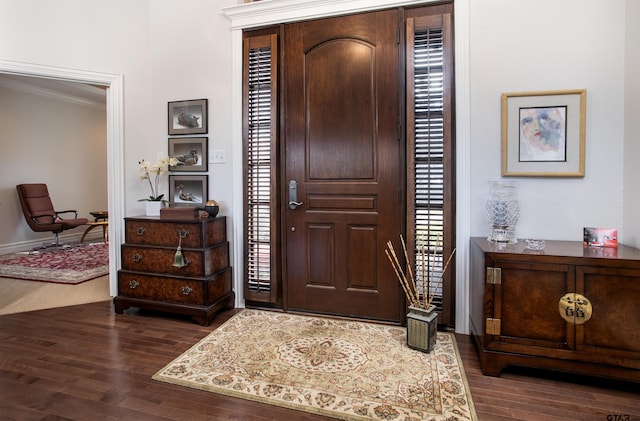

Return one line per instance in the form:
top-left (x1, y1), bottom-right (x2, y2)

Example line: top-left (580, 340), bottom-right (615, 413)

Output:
top-left (0, 301), bottom-right (637, 420)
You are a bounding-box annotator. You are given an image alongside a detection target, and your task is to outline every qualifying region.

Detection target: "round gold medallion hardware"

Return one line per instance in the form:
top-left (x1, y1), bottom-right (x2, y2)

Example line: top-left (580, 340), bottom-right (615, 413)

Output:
top-left (558, 293), bottom-right (592, 324)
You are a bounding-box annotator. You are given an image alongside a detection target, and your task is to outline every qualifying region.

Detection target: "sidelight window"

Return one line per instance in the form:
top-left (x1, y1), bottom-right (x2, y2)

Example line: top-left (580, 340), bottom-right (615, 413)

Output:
top-left (243, 31), bottom-right (279, 303)
top-left (406, 7), bottom-right (455, 325)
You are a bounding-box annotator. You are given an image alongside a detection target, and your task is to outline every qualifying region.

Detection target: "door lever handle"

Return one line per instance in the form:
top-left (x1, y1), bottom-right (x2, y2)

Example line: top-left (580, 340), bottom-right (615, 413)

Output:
top-left (289, 201), bottom-right (303, 209)
top-left (289, 180), bottom-right (303, 209)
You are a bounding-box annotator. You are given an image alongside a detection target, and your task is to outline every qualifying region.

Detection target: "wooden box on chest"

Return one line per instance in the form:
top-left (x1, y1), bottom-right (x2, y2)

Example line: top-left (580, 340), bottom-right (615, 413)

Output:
top-left (114, 216), bottom-right (234, 326)
top-left (469, 237), bottom-right (640, 382)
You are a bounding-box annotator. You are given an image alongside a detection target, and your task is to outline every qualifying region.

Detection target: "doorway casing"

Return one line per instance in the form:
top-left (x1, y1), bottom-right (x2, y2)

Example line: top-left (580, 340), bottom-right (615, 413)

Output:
top-left (0, 59), bottom-right (124, 297)
top-left (223, 0), bottom-right (472, 333)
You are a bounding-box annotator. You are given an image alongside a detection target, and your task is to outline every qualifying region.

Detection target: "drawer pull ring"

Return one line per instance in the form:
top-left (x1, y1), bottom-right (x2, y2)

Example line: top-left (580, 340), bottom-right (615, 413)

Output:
top-left (136, 227), bottom-right (146, 236)
top-left (129, 280), bottom-right (140, 289)
top-left (181, 286), bottom-right (192, 296)
top-left (132, 253), bottom-right (142, 262)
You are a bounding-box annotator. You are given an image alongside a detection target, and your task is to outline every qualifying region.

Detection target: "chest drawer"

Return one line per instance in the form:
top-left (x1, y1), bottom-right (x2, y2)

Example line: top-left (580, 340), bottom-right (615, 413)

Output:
top-left (124, 216), bottom-right (226, 247)
top-left (118, 268), bottom-right (232, 307)
top-left (121, 242), bottom-right (229, 277)
top-left (118, 271), bottom-right (205, 305)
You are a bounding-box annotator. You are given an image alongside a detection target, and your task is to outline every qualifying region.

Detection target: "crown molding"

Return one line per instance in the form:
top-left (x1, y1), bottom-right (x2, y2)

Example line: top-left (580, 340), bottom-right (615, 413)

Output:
top-left (0, 76), bottom-right (106, 110)
top-left (223, 0), bottom-right (438, 29)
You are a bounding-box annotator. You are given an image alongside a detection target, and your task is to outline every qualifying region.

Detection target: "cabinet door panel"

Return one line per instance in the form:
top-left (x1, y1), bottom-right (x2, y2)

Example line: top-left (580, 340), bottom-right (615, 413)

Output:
top-left (494, 262), bottom-right (573, 350)
top-left (578, 266), bottom-right (640, 360)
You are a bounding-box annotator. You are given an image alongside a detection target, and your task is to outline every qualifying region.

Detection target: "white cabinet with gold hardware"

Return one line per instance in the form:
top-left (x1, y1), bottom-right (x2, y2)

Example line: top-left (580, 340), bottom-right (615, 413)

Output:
top-left (470, 237), bottom-right (640, 383)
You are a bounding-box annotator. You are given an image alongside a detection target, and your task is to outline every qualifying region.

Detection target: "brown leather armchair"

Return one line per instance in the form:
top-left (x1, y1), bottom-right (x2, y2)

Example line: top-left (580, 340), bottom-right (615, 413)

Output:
top-left (16, 183), bottom-right (89, 246)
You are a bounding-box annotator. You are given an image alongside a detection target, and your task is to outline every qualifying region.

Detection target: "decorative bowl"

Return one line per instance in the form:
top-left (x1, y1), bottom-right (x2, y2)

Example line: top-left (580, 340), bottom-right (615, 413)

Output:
top-left (204, 200), bottom-right (219, 218)
top-left (523, 238), bottom-right (545, 251)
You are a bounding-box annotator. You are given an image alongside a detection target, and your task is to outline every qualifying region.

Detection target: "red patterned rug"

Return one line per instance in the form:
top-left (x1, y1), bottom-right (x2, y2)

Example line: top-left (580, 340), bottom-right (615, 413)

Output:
top-left (0, 242), bottom-right (109, 284)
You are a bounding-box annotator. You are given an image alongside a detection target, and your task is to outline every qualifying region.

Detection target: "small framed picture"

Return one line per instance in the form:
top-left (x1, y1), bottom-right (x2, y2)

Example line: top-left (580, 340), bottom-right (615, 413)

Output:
top-left (168, 137), bottom-right (208, 172)
top-left (169, 175), bottom-right (208, 207)
top-left (168, 99), bottom-right (208, 135)
top-left (502, 89), bottom-right (586, 177)
top-left (583, 227), bottom-right (618, 248)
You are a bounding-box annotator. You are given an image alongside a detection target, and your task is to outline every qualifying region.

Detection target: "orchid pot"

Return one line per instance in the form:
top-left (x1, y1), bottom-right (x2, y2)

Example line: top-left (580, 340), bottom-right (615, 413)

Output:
top-left (145, 201), bottom-right (163, 216)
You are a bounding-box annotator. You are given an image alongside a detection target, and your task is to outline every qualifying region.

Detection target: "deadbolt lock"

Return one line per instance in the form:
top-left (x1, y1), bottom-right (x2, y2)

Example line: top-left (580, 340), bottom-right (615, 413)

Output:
top-left (558, 293), bottom-right (593, 324)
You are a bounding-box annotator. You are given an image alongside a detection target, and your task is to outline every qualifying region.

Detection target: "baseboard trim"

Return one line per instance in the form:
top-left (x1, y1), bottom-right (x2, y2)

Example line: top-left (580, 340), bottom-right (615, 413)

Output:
top-left (0, 231), bottom-right (103, 255)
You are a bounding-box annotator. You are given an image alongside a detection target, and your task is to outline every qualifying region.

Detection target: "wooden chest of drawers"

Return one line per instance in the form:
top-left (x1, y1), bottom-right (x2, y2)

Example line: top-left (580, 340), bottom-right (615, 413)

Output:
top-left (114, 216), bottom-right (234, 325)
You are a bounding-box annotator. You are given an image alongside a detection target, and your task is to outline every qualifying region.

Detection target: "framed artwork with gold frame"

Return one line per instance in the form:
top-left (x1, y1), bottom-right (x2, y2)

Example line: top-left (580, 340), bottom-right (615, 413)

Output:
top-left (502, 89), bottom-right (586, 177)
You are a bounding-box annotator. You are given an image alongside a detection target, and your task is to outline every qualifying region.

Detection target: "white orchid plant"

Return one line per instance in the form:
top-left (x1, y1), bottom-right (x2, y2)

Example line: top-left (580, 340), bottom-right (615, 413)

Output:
top-left (138, 157), bottom-right (179, 202)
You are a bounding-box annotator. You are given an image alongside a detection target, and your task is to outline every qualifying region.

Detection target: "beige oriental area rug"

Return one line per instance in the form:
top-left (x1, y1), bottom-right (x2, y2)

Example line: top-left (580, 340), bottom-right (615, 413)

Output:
top-left (153, 309), bottom-right (477, 421)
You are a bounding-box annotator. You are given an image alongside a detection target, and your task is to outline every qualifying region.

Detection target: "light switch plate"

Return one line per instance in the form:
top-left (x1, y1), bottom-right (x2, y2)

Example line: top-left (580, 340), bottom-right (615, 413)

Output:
top-left (210, 149), bottom-right (226, 164)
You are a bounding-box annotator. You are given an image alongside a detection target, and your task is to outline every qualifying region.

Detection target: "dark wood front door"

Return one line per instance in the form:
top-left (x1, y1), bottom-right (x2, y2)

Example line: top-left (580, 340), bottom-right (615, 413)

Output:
top-left (284, 10), bottom-right (404, 322)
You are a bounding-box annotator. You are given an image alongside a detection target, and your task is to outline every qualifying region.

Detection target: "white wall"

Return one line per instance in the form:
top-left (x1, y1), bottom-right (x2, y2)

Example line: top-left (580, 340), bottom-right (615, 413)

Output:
top-left (624, 0), bottom-right (640, 248)
top-left (469, 0), bottom-right (627, 242)
top-left (0, 0), bottom-right (237, 219)
top-left (0, 85), bottom-right (107, 249)
top-left (148, 0), bottom-right (235, 215)
top-left (1, 0), bottom-right (149, 219)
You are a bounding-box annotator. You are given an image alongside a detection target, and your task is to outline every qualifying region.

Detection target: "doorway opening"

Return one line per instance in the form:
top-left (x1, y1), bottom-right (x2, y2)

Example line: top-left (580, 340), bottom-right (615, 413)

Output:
top-left (0, 59), bottom-right (124, 298)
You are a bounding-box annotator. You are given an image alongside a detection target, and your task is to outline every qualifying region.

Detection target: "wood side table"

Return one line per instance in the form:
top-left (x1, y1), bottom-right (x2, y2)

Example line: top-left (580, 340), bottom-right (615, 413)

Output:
top-left (81, 211), bottom-right (109, 243)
